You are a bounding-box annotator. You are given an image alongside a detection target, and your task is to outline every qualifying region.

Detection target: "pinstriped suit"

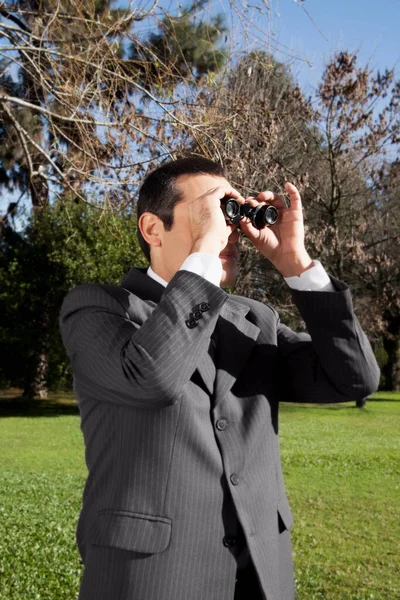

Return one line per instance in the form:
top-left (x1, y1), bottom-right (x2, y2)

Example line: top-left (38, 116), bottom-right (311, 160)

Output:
top-left (60, 267), bottom-right (379, 600)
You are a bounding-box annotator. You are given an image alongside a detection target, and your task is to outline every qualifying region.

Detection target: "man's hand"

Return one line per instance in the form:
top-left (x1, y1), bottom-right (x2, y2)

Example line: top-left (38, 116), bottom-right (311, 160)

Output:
top-left (189, 185), bottom-right (244, 255)
top-left (239, 182), bottom-right (313, 277)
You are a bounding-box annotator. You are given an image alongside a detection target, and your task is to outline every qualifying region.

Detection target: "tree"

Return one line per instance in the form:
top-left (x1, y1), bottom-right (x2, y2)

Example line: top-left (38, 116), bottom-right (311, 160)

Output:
top-left (303, 52), bottom-right (400, 388)
top-left (129, 6), bottom-right (227, 90)
top-left (374, 159), bottom-right (400, 390)
top-left (189, 51), bottom-right (317, 325)
top-left (190, 49), bottom-right (400, 391)
top-left (0, 196), bottom-right (144, 396)
top-left (0, 0), bottom-right (228, 210)
top-left (0, 0), bottom-right (229, 396)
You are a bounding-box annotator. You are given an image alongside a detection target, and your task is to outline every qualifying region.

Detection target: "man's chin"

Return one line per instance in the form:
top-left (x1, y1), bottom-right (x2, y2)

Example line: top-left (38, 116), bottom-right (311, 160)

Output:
top-left (220, 266), bottom-right (237, 288)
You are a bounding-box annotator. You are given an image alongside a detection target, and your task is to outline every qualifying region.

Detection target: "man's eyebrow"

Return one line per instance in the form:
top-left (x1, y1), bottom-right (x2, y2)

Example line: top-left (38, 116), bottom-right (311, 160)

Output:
top-left (196, 186), bottom-right (220, 200)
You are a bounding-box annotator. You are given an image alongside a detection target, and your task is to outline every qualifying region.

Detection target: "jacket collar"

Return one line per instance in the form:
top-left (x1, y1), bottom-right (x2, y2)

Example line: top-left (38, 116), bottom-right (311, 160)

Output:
top-left (121, 267), bottom-right (164, 304)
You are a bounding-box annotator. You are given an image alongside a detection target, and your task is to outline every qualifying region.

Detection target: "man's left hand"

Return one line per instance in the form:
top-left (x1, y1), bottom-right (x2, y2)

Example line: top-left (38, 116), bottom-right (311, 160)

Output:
top-left (239, 182), bottom-right (313, 278)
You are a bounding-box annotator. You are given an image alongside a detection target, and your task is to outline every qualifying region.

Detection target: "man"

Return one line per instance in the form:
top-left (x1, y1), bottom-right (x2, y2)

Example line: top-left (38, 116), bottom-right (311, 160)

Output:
top-left (60, 157), bottom-right (379, 600)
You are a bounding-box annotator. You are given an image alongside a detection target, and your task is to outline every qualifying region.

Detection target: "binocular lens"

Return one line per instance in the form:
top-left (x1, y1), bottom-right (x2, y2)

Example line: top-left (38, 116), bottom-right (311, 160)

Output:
top-left (263, 205), bottom-right (278, 225)
top-left (224, 199), bottom-right (241, 223)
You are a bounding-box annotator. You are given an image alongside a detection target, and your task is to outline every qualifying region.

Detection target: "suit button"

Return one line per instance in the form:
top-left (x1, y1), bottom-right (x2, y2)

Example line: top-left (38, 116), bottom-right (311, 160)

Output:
top-left (230, 474), bottom-right (239, 486)
top-left (185, 318), bottom-right (198, 329)
top-left (190, 310), bottom-right (203, 320)
top-left (223, 535), bottom-right (237, 548)
top-left (198, 302), bottom-right (210, 312)
top-left (216, 418), bottom-right (228, 431)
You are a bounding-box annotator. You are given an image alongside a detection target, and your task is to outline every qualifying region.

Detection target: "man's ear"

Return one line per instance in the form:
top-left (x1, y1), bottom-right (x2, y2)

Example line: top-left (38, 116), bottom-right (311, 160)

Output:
top-left (138, 212), bottom-right (164, 249)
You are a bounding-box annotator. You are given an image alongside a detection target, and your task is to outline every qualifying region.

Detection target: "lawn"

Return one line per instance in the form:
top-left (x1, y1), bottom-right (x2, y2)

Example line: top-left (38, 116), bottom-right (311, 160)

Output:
top-left (0, 391), bottom-right (399, 599)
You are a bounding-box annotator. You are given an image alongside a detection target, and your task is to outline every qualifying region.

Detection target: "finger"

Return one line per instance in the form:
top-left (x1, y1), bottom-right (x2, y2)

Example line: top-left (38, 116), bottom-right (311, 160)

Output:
top-left (225, 186), bottom-right (246, 204)
top-left (207, 185), bottom-right (245, 205)
top-left (256, 191), bottom-right (286, 209)
top-left (244, 196), bottom-right (259, 208)
top-left (238, 216), bottom-right (259, 238)
top-left (284, 182), bottom-right (302, 210)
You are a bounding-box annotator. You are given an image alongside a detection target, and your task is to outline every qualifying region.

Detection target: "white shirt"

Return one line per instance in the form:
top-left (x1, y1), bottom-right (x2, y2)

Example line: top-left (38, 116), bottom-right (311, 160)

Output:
top-left (147, 253), bottom-right (335, 292)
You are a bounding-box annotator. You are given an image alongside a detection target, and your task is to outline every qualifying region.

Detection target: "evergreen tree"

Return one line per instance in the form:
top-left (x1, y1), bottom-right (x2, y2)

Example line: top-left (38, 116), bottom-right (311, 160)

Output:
top-left (0, 196), bottom-right (144, 395)
top-left (0, 0), bottom-right (228, 397)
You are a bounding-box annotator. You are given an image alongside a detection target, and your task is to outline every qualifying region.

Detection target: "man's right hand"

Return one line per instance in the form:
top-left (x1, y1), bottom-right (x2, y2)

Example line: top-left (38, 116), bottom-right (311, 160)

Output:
top-left (189, 185), bottom-right (244, 255)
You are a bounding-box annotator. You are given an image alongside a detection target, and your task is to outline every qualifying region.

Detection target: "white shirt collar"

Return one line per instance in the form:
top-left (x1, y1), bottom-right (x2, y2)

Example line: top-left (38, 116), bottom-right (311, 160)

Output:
top-left (147, 266), bottom-right (168, 288)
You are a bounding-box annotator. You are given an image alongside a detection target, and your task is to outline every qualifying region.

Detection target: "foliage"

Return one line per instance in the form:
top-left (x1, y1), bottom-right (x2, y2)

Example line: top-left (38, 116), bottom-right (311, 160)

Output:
top-left (192, 50), bottom-right (400, 384)
top-left (0, 0), bottom-right (237, 396)
top-left (0, 199), bottom-right (144, 393)
top-left (305, 52), bottom-right (400, 387)
top-left (189, 51), bottom-right (319, 322)
top-left (130, 4), bottom-right (227, 90)
top-left (304, 52), bottom-right (400, 326)
top-left (0, 392), bottom-right (399, 599)
top-left (0, 0), bottom-right (230, 208)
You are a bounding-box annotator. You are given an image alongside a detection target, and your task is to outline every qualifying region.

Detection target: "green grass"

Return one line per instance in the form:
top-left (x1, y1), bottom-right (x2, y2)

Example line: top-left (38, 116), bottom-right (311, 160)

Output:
top-left (280, 396), bottom-right (400, 599)
top-left (0, 393), bottom-right (84, 600)
top-left (0, 392), bottom-right (399, 599)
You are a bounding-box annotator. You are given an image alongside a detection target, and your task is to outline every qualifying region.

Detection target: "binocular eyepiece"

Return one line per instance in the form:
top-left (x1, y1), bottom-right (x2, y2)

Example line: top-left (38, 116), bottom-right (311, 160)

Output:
top-left (221, 197), bottom-right (278, 230)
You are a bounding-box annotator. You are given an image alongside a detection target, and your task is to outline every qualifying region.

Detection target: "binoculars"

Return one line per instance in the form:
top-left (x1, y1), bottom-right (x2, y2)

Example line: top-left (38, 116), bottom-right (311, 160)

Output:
top-left (221, 197), bottom-right (278, 229)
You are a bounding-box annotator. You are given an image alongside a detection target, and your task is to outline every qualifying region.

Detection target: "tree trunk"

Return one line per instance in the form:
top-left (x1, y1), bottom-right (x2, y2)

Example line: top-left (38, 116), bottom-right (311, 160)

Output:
top-left (30, 176), bottom-right (49, 208)
top-left (382, 316), bottom-right (400, 391)
top-left (23, 308), bottom-right (50, 400)
top-left (392, 335), bottom-right (400, 392)
top-left (23, 351), bottom-right (49, 399)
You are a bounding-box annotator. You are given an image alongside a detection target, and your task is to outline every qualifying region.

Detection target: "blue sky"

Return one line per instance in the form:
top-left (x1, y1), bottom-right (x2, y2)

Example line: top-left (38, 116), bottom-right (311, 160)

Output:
top-left (265, 0), bottom-right (400, 93)
top-left (1, 0), bottom-right (399, 213)
top-left (154, 0), bottom-right (400, 90)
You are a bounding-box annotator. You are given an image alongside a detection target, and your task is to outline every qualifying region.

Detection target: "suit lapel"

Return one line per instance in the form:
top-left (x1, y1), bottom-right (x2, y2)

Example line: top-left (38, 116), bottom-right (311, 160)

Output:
top-left (193, 342), bottom-right (217, 396)
top-left (120, 267), bottom-right (216, 396)
top-left (214, 297), bottom-right (260, 404)
top-left (119, 268), bottom-right (260, 398)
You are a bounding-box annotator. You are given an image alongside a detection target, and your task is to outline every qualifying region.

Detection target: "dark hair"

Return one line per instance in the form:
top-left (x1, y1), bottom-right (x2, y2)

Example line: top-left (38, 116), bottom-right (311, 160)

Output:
top-left (137, 157), bottom-right (227, 261)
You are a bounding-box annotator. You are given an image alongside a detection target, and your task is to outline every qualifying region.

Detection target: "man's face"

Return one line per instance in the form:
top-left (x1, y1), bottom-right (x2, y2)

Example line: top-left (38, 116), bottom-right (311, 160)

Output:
top-left (157, 174), bottom-right (241, 287)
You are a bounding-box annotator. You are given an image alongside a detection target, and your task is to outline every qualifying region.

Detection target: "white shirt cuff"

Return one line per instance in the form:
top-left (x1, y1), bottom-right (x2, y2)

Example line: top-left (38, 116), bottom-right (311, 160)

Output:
top-left (179, 253), bottom-right (222, 287)
top-left (284, 260), bottom-right (335, 292)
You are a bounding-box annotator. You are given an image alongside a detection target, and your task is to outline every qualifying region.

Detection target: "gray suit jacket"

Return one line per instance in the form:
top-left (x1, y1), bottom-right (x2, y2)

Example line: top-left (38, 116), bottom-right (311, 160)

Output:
top-left (60, 268), bottom-right (379, 600)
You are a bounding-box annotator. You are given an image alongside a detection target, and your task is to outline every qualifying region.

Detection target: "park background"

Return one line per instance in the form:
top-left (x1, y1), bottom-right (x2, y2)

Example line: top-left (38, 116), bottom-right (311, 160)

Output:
top-left (0, 1), bottom-right (399, 598)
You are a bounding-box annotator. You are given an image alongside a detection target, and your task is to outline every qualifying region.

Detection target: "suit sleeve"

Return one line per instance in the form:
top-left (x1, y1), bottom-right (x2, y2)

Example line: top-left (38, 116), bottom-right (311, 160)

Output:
top-left (60, 271), bottom-right (227, 407)
top-left (276, 277), bottom-right (380, 403)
